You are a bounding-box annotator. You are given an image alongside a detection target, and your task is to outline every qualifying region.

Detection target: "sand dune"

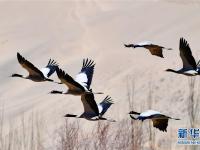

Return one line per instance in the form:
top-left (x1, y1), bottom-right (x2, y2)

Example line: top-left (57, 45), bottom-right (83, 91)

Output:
top-left (0, 1), bottom-right (200, 149)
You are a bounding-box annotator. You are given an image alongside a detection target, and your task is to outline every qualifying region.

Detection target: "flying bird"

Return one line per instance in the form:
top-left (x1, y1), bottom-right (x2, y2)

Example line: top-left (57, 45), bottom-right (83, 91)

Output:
top-left (124, 41), bottom-right (172, 58)
top-left (166, 37), bottom-right (198, 76)
top-left (11, 52), bottom-right (59, 82)
top-left (50, 58), bottom-right (103, 95)
top-left (129, 110), bottom-right (180, 132)
top-left (65, 93), bottom-right (115, 122)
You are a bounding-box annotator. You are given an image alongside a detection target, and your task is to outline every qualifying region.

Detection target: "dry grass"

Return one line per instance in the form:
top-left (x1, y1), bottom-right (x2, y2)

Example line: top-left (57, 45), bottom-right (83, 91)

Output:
top-left (187, 77), bottom-right (200, 150)
top-left (187, 77), bottom-right (200, 128)
top-left (1, 77), bottom-right (200, 150)
top-left (55, 118), bottom-right (144, 150)
top-left (54, 77), bottom-right (145, 150)
top-left (0, 110), bottom-right (45, 150)
top-left (147, 81), bottom-right (156, 150)
top-left (94, 121), bottom-right (110, 150)
top-left (55, 119), bottom-right (80, 150)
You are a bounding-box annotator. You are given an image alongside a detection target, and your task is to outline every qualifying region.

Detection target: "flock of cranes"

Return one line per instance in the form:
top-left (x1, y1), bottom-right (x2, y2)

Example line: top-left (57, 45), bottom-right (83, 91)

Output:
top-left (11, 37), bottom-right (197, 132)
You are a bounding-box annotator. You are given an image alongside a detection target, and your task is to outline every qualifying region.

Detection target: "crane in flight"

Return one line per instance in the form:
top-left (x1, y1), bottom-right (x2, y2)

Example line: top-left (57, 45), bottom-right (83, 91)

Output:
top-left (129, 110), bottom-right (180, 132)
top-left (50, 58), bottom-right (103, 95)
top-left (65, 92), bottom-right (115, 122)
top-left (166, 38), bottom-right (199, 76)
top-left (11, 52), bottom-right (58, 82)
top-left (124, 41), bottom-right (172, 58)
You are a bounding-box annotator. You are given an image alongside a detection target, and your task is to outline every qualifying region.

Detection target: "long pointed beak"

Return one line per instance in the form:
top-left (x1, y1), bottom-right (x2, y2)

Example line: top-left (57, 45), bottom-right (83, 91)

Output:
top-left (49, 90), bottom-right (63, 94)
top-left (129, 115), bottom-right (137, 120)
top-left (107, 119), bottom-right (116, 122)
top-left (94, 92), bottom-right (104, 94)
top-left (53, 81), bottom-right (62, 84)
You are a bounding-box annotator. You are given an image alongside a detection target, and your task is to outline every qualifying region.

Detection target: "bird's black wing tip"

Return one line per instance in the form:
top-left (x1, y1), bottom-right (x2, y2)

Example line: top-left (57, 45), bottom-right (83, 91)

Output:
top-left (180, 37), bottom-right (188, 45)
top-left (160, 55), bottom-right (164, 58)
top-left (160, 129), bottom-right (167, 132)
top-left (180, 37), bottom-right (185, 42)
top-left (17, 52), bottom-right (25, 63)
top-left (17, 52), bottom-right (21, 58)
top-left (83, 58), bottom-right (95, 68)
top-left (47, 58), bottom-right (59, 66)
top-left (104, 96), bottom-right (114, 104)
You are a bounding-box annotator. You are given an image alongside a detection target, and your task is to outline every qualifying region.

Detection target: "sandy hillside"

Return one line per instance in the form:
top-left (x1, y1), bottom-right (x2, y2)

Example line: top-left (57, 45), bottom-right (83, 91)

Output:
top-left (0, 1), bottom-right (200, 149)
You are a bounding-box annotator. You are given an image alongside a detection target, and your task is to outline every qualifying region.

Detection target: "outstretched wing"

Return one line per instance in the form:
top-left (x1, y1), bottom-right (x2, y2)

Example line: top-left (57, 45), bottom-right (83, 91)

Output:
top-left (17, 52), bottom-right (44, 78)
top-left (81, 92), bottom-right (99, 115)
top-left (133, 41), bottom-right (171, 58)
top-left (75, 58), bottom-right (95, 89)
top-left (40, 59), bottom-right (59, 78)
top-left (179, 37), bottom-right (196, 70)
top-left (152, 118), bottom-right (168, 132)
top-left (56, 68), bottom-right (85, 91)
top-left (98, 96), bottom-right (114, 116)
top-left (145, 45), bottom-right (164, 58)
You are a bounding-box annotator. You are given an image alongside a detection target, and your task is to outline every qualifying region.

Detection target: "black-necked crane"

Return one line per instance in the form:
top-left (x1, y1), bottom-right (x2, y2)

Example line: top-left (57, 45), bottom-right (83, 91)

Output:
top-left (166, 37), bottom-right (198, 76)
top-left (129, 110), bottom-right (180, 132)
top-left (50, 58), bottom-right (103, 95)
top-left (11, 52), bottom-right (58, 82)
top-left (124, 41), bottom-right (172, 58)
top-left (65, 92), bottom-right (115, 122)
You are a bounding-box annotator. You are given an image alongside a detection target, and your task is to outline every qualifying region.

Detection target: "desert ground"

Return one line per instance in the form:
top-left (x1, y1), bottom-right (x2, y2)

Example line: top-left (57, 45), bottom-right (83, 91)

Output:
top-left (0, 1), bottom-right (200, 150)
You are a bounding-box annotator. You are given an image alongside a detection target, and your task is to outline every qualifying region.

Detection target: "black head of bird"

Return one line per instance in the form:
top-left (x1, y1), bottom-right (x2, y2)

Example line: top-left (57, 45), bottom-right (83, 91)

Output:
top-left (11, 74), bottom-right (24, 78)
top-left (165, 69), bottom-right (177, 73)
top-left (49, 90), bottom-right (63, 94)
top-left (88, 89), bottom-right (104, 94)
top-left (128, 111), bottom-right (140, 115)
top-left (128, 111), bottom-right (140, 120)
top-left (124, 44), bottom-right (135, 48)
top-left (64, 114), bottom-right (77, 117)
